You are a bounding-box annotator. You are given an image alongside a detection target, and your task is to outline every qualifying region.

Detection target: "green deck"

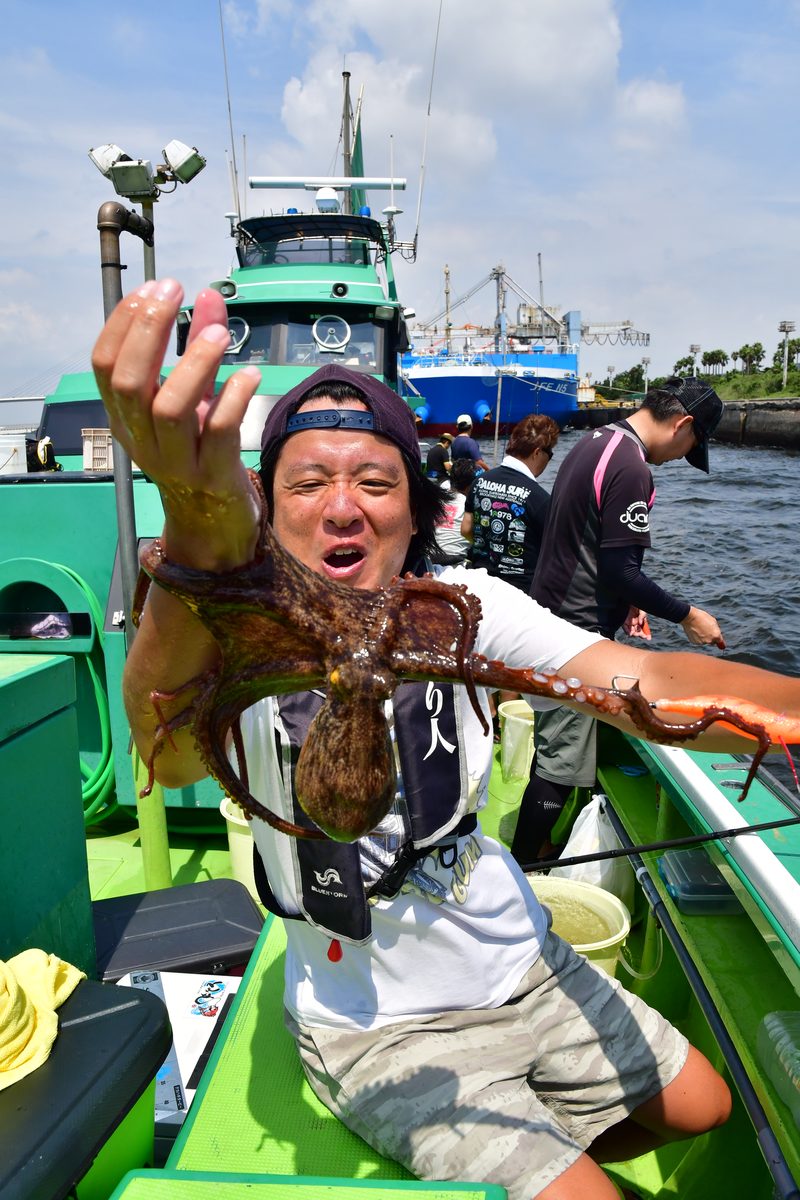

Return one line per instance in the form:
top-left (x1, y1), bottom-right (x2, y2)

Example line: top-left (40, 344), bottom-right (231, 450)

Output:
top-left (74, 728), bottom-right (800, 1198)
top-left (109, 1171), bottom-right (503, 1200)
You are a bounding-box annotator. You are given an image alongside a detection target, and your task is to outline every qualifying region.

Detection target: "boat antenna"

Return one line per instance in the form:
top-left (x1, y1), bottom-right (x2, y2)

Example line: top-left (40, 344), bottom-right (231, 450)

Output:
top-left (342, 70), bottom-right (352, 215)
top-left (538, 252), bottom-right (545, 343)
top-left (218, 0), bottom-right (241, 216)
top-left (412, 0), bottom-right (444, 257)
top-left (242, 133), bottom-right (247, 219)
top-left (225, 150), bottom-right (239, 219)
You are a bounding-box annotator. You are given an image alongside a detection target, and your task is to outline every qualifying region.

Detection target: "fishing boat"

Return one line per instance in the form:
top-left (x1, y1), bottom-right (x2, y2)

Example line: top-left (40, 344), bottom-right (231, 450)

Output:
top-left (401, 264), bottom-right (580, 434)
top-left (401, 264), bottom-right (650, 437)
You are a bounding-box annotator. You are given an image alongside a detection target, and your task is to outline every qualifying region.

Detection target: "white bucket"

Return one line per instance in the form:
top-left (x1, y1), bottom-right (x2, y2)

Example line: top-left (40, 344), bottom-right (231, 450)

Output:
top-left (220, 796), bottom-right (260, 903)
top-left (526, 875), bottom-right (631, 977)
top-left (498, 699), bottom-right (534, 782)
top-left (0, 432), bottom-right (27, 476)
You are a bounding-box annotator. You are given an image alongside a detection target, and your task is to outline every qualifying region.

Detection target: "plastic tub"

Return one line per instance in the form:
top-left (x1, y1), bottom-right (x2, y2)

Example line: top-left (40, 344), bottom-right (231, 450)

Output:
top-left (0, 432), bottom-right (27, 475)
top-left (526, 875), bottom-right (631, 977)
top-left (498, 699), bottom-right (534, 782)
top-left (220, 796), bottom-right (260, 902)
top-left (657, 848), bottom-right (740, 915)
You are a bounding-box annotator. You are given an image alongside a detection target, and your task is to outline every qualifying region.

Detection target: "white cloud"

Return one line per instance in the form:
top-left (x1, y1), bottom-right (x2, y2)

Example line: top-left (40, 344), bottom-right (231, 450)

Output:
top-left (614, 78), bottom-right (687, 153)
top-left (1, 0), bottom-right (799, 393)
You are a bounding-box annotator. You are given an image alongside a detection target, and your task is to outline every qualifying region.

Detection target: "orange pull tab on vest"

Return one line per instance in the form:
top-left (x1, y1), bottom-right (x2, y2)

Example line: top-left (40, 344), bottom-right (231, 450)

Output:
top-left (327, 938), bottom-right (343, 963)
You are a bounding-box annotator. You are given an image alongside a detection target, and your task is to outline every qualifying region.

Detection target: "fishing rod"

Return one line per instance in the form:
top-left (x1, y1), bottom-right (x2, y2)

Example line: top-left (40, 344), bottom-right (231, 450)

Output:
top-left (522, 810), bottom-right (800, 874)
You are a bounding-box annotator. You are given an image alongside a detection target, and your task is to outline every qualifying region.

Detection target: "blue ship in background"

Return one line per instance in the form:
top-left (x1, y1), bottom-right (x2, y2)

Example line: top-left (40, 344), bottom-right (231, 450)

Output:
top-left (401, 264), bottom-right (648, 435)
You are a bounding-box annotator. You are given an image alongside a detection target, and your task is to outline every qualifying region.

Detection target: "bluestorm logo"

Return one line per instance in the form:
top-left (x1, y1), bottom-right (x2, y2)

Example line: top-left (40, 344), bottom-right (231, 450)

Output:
top-left (619, 501), bottom-right (650, 533)
top-left (314, 868), bottom-right (343, 887)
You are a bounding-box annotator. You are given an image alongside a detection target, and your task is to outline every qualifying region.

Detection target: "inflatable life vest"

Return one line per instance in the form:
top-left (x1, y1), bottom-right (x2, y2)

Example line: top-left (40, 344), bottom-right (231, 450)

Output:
top-left (253, 680), bottom-right (475, 943)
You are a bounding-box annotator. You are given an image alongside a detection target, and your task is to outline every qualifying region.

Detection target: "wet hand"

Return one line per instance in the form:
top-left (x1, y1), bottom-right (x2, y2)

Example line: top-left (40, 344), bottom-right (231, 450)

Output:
top-left (91, 279), bottom-right (262, 568)
top-left (623, 607), bottom-right (652, 639)
top-left (681, 606), bottom-right (726, 650)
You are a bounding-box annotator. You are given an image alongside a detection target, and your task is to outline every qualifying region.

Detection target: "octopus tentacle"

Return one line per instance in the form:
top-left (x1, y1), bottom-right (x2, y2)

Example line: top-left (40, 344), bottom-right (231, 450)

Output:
top-left (394, 575), bottom-right (487, 733)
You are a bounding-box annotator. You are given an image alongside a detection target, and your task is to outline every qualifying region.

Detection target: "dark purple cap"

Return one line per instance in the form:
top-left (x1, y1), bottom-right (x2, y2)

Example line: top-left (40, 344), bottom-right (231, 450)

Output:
top-left (260, 364), bottom-right (421, 467)
top-left (660, 376), bottom-right (724, 473)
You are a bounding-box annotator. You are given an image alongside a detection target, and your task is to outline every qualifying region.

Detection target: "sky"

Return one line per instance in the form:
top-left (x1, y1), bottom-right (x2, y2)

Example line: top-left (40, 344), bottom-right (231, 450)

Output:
top-left (2, 0), bottom-right (799, 401)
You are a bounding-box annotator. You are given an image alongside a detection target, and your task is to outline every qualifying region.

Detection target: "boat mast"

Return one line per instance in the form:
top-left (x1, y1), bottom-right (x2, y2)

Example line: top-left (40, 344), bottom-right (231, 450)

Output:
top-left (493, 265), bottom-right (507, 354)
top-left (538, 252), bottom-right (545, 343)
top-left (342, 70), bottom-right (352, 216)
top-left (444, 264), bottom-right (452, 354)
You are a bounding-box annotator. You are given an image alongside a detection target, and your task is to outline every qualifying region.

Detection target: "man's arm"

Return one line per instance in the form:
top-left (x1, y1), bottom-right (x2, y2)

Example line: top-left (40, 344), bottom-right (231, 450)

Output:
top-left (561, 637), bottom-right (799, 752)
top-left (461, 511), bottom-right (475, 543)
top-left (92, 280), bottom-right (262, 787)
top-left (598, 543), bottom-right (724, 648)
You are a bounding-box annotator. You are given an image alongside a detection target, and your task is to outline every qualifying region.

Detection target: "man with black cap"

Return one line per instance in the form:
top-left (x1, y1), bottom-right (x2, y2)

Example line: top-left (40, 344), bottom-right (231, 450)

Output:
top-left (93, 284), bottom-right (800, 1200)
top-left (511, 377), bottom-right (726, 866)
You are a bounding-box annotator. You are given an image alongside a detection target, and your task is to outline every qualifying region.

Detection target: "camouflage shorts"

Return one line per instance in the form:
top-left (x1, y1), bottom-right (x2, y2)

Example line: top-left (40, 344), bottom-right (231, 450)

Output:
top-left (288, 931), bottom-right (688, 1200)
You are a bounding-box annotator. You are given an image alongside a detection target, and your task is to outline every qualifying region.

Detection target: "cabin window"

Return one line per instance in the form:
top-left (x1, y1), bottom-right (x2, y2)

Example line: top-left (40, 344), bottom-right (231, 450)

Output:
top-left (218, 306), bottom-right (395, 378)
top-left (37, 399), bottom-right (108, 455)
top-left (285, 315), bottom-right (381, 369)
top-left (240, 237), bottom-right (372, 268)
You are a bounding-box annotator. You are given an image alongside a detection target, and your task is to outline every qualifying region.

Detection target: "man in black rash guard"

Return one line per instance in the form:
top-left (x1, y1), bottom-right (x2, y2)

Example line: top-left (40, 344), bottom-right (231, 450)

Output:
top-left (511, 377), bottom-right (725, 865)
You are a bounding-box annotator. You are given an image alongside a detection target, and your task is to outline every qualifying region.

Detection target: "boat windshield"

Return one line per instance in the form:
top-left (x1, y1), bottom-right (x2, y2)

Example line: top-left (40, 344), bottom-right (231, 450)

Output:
top-left (240, 237), bottom-right (372, 269)
top-left (220, 305), bottom-right (385, 373)
top-left (38, 399), bottom-right (109, 456)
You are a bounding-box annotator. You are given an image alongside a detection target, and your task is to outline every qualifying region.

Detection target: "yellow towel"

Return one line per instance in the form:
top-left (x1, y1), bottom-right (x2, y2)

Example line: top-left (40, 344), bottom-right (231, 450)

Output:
top-left (0, 949), bottom-right (85, 1091)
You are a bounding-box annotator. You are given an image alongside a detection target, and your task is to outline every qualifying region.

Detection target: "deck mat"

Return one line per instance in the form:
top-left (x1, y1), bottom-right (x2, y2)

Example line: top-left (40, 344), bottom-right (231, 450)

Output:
top-left (110, 1169), bottom-right (504, 1199)
top-left (169, 916), bottom-right (411, 1180)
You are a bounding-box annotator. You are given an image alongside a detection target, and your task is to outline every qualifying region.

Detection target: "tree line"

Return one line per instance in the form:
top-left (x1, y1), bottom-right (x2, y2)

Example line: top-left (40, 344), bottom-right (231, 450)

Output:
top-left (595, 336), bottom-right (800, 401)
top-left (672, 338), bottom-right (800, 377)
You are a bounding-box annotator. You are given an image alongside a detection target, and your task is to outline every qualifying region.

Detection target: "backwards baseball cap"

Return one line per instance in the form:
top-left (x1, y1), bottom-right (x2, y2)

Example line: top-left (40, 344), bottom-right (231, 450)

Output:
top-left (260, 364), bottom-right (421, 468)
top-left (661, 376), bottom-right (724, 473)
top-left (456, 413), bottom-right (473, 428)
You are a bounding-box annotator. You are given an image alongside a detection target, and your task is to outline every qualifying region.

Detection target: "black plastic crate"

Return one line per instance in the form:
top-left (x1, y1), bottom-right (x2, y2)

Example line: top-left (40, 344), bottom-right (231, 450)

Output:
top-left (93, 879), bottom-right (264, 982)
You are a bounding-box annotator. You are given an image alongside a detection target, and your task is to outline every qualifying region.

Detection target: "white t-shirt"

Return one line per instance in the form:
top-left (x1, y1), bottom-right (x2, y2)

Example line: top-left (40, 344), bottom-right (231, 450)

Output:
top-left (243, 567), bottom-right (602, 1031)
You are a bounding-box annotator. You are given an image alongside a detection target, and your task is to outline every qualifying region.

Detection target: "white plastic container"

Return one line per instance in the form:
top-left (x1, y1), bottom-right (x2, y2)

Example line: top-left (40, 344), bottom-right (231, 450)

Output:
top-left (82, 427), bottom-right (114, 471)
top-left (757, 1012), bottom-right (800, 1129)
top-left (220, 796), bottom-right (260, 903)
top-left (526, 875), bottom-right (631, 977)
top-left (498, 699), bottom-right (534, 782)
top-left (0, 432), bottom-right (27, 475)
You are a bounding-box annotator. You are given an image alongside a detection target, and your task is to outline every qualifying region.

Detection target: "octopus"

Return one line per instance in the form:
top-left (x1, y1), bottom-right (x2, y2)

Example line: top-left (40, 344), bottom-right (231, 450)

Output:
top-left (135, 473), bottom-right (798, 843)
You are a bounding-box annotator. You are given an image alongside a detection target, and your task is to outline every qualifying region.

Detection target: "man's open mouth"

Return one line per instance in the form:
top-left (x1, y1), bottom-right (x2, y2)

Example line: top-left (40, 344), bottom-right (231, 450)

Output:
top-left (324, 547), bottom-right (365, 570)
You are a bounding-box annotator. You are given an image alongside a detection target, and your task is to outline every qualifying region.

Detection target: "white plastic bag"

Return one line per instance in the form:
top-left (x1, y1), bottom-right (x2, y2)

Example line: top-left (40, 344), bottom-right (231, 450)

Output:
top-left (549, 793), bottom-right (634, 912)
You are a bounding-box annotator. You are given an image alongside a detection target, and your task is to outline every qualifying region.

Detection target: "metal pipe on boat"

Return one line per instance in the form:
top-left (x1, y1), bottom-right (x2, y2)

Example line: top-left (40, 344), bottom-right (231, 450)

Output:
top-left (96, 201), bottom-right (154, 653)
top-left (97, 201), bottom-right (172, 893)
top-left (603, 807), bottom-right (800, 1200)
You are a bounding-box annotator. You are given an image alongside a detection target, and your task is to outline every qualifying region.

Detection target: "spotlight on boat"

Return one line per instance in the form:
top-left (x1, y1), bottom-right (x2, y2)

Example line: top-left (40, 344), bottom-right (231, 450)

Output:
top-left (107, 158), bottom-right (157, 198)
top-left (316, 187), bottom-right (340, 214)
top-left (88, 143), bottom-right (126, 178)
top-left (89, 144), bottom-right (158, 199)
top-left (162, 139), bottom-right (207, 185)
